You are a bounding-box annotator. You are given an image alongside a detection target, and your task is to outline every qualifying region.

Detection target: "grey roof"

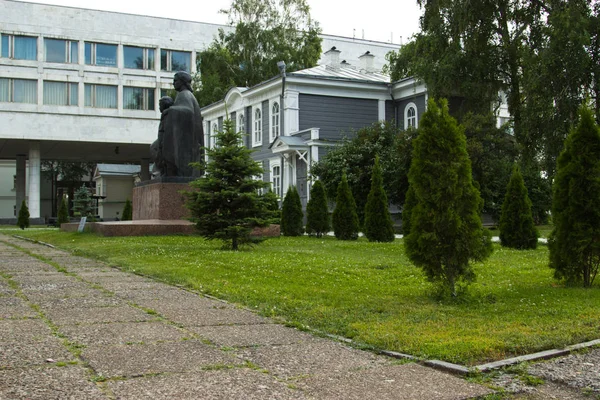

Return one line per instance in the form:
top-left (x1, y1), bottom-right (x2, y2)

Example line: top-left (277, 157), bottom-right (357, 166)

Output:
top-left (96, 164), bottom-right (141, 176)
top-left (290, 65), bottom-right (390, 83)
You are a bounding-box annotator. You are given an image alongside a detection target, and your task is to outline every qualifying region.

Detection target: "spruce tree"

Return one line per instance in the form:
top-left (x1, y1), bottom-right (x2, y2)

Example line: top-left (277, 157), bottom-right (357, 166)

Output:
top-left (72, 185), bottom-right (93, 218)
top-left (17, 200), bottom-right (30, 230)
top-left (57, 197), bottom-right (69, 225)
top-left (306, 180), bottom-right (330, 238)
top-left (364, 156), bottom-right (395, 242)
top-left (499, 165), bottom-right (538, 249)
top-left (185, 118), bottom-right (270, 250)
top-left (332, 173), bottom-right (360, 240)
top-left (549, 105), bottom-right (600, 287)
top-left (121, 199), bottom-right (133, 221)
top-left (281, 186), bottom-right (304, 236)
top-left (262, 189), bottom-right (281, 225)
top-left (405, 99), bottom-right (492, 296)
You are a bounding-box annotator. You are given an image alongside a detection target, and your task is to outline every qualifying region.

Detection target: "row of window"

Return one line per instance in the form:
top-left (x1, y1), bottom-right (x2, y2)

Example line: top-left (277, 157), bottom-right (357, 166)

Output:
top-left (0, 78), bottom-right (159, 110)
top-left (1, 34), bottom-right (191, 72)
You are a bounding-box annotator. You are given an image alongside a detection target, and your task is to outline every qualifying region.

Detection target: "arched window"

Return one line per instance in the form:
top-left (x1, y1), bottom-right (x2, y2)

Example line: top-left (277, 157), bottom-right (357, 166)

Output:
top-left (253, 107), bottom-right (262, 146)
top-left (271, 102), bottom-right (280, 141)
top-left (271, 164), bottom-right (281, 197)
top-left (404, 102), bottom-right (418, 129)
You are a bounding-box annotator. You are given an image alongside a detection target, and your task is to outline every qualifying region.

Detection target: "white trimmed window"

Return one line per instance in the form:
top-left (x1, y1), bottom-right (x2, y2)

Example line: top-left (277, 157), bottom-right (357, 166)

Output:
top-left (271, 164), bottom-right (281, 197)
top-left (123, 87), bottom-right (155, 110)
top-left (0, 78), bottom-right (37, 103)
top-left (405, 103), bottom-right (418, 129)
top-left (253, 107), bottom-right (262, 146)
top-left (212, 123), bottom-right (218, 148)
top-left (1, 34), bottom-right (37, 60)
top-left (43, 81), bottom-right (78, 106)
top-left (45, 38), bottom-right (78, 63)
top-left (271, 101), bottom-right (280, 142)
top-left (84, 84), bottom-right (117, 108)
top-left (238, 113), bottom-right (245, 134)
top-left (84, 42), bottom-right (117, 67)
top-left (124, 46), bottom-right (155, 70)
top-left (160, 49), bottom-right (191, 72)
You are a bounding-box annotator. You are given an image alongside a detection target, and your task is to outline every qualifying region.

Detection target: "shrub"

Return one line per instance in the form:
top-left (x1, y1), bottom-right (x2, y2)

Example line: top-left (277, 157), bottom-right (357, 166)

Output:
top-left (262, 189), bottom-right (281, 225)
top-left (364, 156), bottom-right (395, 242)
top-left (332, 173), bottom-right (359, 240)
top-left (281, 186), bottom-right (304, 236)
top-left (121, 198), bottom-right (133, 221)
top-left (17, 200), bottom-right (30, 230)
top-left (57, 197), bottom-right (69, 225)
top-left (72, 185), bottom-right (93, 219)
top-left (499, 165), bottom-right (538, 249)
top-left (306, 180), bottom-right (330, 238)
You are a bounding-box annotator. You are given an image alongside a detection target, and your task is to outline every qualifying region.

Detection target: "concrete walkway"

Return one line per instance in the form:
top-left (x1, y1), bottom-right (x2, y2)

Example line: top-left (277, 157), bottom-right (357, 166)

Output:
top-left (0, 234), bottom-right (493, 399)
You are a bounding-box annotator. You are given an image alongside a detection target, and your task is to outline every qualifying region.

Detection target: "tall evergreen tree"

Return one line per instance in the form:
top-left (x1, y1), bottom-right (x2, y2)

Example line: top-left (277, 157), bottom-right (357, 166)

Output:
top-left (332, 173), bottom-right (359, 240)
top-left (499, 165), bottom-right (539, 249)
top-left (405, 99), bottom-right (492, 296)
top-left (185, 119), bottom-right (270, 250)
top-left (121, 199), bottom-right (133, 221)
top-left (281, 186), bottom-right (304, 236)
top-left (72, 185), bottom-right (93, 218)
top-left (57, 197), bottom-right (69, 225)
top-left (364, 156), bottom-right (395, 242)
top-left (17, 200), bottom-right (30, 230)
top-left (549, 106), bottom-right (600, 287)
top-left (262, 189), bottom-right (281, 225)
top-left (306, 180), bottom-right (330, 238)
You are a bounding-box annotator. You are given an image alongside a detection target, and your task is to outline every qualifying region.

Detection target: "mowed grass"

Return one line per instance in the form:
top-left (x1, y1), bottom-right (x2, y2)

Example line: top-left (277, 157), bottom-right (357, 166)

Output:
top-left (3, 229), bottom-right (599, 366)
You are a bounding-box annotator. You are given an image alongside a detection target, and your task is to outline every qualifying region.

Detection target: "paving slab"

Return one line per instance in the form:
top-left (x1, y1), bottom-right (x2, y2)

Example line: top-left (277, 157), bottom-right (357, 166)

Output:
top-left (192, 323), bottom-right (315, 348)
top-left (0, 296), bottom-right (38, 318)
top-left (23, 288), bottom-right (110, 303)
top-left (59, 321), bottom-right (190, 346)
top-left (113, 287), bottom-right (206, 303)
top-left (141, 302), bottom-right (271, 326)
top-left (1, 337), bottom-right (74, 368)
top-left (296, 363), bottom-right (492, 400)
top-left (0, 281), bottom-right (16, 296)
top-left (135, 295), bottom-right (230, 311)
top-left (99, 281), bottom-right (182, 293)
top-left (235, 338), bottom-right (390, 379)
top-left (0, 365), bottom-right (108, 400)
top-left (82, 340), bottom-right (244, 377)
top-left (37, 295), bottom-right (125, 309)
top-left (0, 319), bottom-right (53, 342)
top-left (0, 261), bottom-right (56, 274)
top-left (43, 305), bottom-right (156, 326)
top-left (108, 368), bottom-right (307, 400)
top-left (15, 275), bottom-right (89, 292)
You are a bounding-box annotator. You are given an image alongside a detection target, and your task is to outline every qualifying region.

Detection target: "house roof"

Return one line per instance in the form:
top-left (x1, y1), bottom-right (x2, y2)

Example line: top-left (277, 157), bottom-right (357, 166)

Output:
top-left (95, 164), bottom-right (141, 177)
top-left (290, 65), bottom-right (390, 83)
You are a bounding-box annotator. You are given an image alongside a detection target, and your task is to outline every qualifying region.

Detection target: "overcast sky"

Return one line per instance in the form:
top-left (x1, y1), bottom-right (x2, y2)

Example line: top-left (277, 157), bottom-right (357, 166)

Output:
top-left (17, 0), bottom-right (422, 45)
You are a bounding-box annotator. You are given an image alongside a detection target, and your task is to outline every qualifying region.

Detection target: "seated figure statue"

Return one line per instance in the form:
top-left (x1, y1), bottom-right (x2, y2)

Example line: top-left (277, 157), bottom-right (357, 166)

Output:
top-left (159, 71), bottom-right (204, 177)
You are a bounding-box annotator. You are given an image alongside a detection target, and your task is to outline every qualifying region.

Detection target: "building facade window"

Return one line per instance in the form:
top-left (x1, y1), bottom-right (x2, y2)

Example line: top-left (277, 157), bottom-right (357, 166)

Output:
top-left (123, 87), bottom-right (155, 110)
top-left (271, 164), bottom-right (281, 197)
top-left (1, 34), bottom-right (37, 60)
top-left (212, 123), bottom-right (218, 148)
top-left (160, 49), bottom-right (191, 72)
top-left (271, 101), bottom-right (280, 142)
top-left (45, 38), bottom-right (78, 63)
top-left (238, 114), bottom-right (245, 133)
top-left (43, 81), bottom-right (78, 106)
top-left (253, 108), bottom-right (262, 146)
top-left (84, 42), bottom-right (117, 67)
top-left (124, 46), bottom-right (155, 70)
top-left (0, 78), bottom-right (37, 103)
top-left (84, 84), bottom-right (117, 108)
top-left (404, 102), bottom-right (418, 129)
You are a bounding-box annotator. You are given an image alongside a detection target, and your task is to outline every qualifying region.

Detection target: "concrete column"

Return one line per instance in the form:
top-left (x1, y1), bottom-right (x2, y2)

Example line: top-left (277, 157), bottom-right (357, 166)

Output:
top-left (16, 155), bottom-right (26, 217)
top-left (140, 158), bottom-right (150, 181)
top-left (28, 141), bottom-right (41, 219)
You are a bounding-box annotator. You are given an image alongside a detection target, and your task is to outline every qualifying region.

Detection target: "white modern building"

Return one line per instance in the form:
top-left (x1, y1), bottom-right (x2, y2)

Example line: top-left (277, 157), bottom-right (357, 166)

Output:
top-left (0, 0), bottom-right (400, 222)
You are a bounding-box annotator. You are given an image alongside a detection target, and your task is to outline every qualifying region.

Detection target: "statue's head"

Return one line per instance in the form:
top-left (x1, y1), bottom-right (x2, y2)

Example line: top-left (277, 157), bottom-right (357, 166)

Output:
top-left (159, 96), bottom-right (174, 112)
top-left (173, 71), bottom-right (193, 92)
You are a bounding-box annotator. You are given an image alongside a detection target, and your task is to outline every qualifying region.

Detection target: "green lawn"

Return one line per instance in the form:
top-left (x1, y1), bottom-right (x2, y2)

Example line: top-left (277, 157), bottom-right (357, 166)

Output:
top-left (2, 229), bottom-right (598, 366)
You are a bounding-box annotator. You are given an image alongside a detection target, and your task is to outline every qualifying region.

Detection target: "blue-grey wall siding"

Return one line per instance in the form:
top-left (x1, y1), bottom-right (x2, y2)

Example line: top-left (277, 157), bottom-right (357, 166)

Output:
top-left (396, 95), bottom-right (426, 131)
top-left (298, 94), bottom-right (378, 141)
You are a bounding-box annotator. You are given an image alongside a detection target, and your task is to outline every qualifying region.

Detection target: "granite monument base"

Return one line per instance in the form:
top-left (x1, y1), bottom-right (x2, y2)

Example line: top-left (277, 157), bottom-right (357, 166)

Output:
top-left (132, 177), bottom-right (194, 221)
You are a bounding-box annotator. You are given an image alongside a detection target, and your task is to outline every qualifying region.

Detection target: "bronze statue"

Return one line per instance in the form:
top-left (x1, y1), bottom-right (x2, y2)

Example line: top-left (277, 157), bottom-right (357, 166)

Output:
top-left (152, 71), bottom-right (204, 178)
top-left (150, 96), bottom-right (174, 177)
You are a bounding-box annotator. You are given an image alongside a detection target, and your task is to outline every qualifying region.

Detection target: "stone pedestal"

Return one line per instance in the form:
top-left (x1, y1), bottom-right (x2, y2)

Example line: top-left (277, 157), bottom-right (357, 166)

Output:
top-left (132, 178), bottom-right (194, 221)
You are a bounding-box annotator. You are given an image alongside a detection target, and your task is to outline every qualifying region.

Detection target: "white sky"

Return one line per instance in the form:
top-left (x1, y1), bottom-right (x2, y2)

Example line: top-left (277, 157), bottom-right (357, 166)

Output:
top-left (17, 0), bottom-right (422, 45)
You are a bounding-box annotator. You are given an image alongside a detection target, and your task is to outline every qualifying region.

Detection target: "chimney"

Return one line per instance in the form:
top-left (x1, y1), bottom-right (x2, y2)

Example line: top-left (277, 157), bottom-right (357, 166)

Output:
top-left (324, 46), bottom-right (341, 70)
top-left (359, 51), bottom-right (375, 73)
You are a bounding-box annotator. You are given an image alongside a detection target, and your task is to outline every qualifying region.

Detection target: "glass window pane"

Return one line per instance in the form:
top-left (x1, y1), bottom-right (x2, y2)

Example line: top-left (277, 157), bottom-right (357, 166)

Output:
top-left (45, 39), bottom-right (66, 63)
top-left (123, 86), bottom-right (142, 110)
top-left (14, 36), bottom-right (37, 60)
top-left (44, 81), bottom-right (67, 105)
top-left (69, 83), bottom-right (78, 106)
top-left (147, 88), bottom-right (155, 110)
top-left (95, 85), bottom-right (117, 108)
top-left (124, 46), bottom-right (143, 69)
top-left (1, 35), bottom-right (8, 58)
top-left (171, 51), bottom-right (190, 72)
top-left (161, 49), bottom-right (167, 71)
top-left (95, 43), bottom-right (117, 66)
top-left (84, 84), bottom-right (92, 106)
top-left (85, 43), bottom-right (92, 65)
top-left (0, 78), bottom-right (9, 102)
top-left (147, 48), bottom-right (155, 70)
top-left (13, 79), bottom-right (37, 103)
top-left (70, 42), bottom-right (78, 64)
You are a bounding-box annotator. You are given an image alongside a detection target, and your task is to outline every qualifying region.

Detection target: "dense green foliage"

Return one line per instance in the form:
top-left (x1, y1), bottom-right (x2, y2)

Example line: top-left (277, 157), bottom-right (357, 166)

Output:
top-left (549, 106), bottom-right (600, 287)
top-left (195, 0), bottom-right (322, 107)
top-left (57, 197), bottom-right (69, 225)
top-left (71, 185), bottom-right (93, 218)
top-left (305, 180), bottom-right (330, 238)
top-left (332, 174), bottom-right (359, 240)
top-left (280, 186), bottom-right (304, 236)
top-left (17, 200), bottom-right (29, 230)
top-left (405, 99), bottom-right (492, 296)
top-left (311, 121), bottom-right (416, 223)
top-left (121, 199), bottom-right (133, 221)
top-left (262, 189), bottom-right (281, 225)
top-left (185, 119), bottom-right (270, 250)
top-left (499, 165), bottom-right (539, 249)
top-left (364, 156), bottom-right (395, 242)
